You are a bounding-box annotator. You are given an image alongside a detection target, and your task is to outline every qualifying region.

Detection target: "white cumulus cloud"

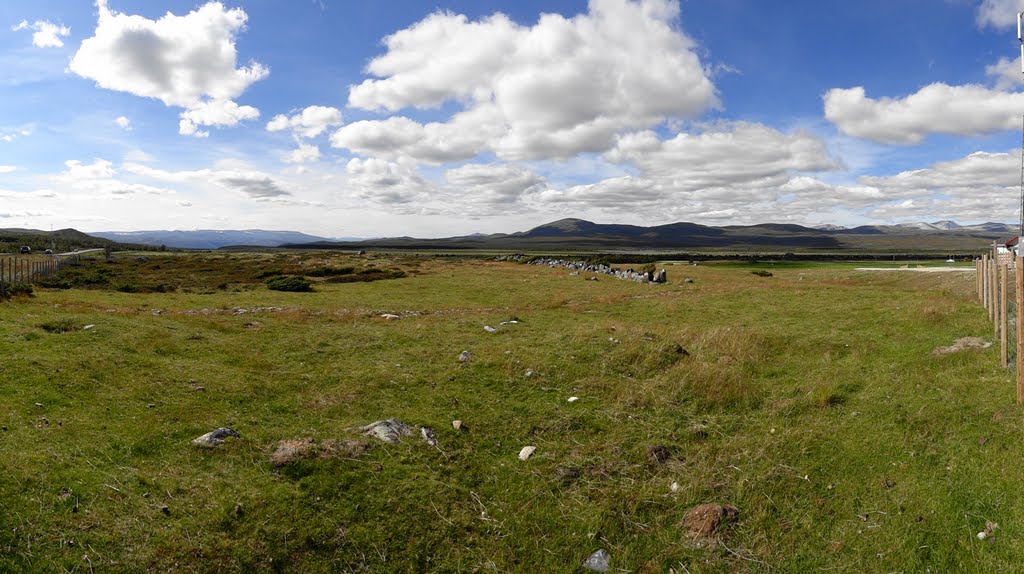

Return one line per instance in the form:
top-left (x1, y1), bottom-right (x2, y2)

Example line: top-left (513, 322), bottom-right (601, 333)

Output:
top-left (69, 1), bottom-right (267, 137)
top-left (12, 19), bottom-right (70, 48)
top-left (115, 116), bottom-right (131, 130)
top-left (285, 143), bottom-right (321, 164)
top-left (337, 0), bottom-right (718, 161)
top-left (444, 163), bottom-right (547, 205)
top-left (977, 0), bottom-right (1024, 29)
top-left (823, 84), bottom-right (1024, 144)
top-left (267, 106), bottom-right (342, 138)
top-left (0, 165), bottom-right (17, 173)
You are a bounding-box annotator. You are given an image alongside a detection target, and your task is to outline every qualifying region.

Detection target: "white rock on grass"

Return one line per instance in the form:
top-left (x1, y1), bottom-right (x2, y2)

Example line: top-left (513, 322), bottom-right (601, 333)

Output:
top-left (191, 427), bottom-right (240, 448)
top-left (361, 419), bottom-right (413, 444)
top-left (380, 313), bottom-right (401, 320)
top-left (420, 426), bottom-right (437, 446)
top-left (452, 420), bottom-right (464, 431)
top-left (83, 324), bottom-right (95, 330)
top-left (567, 396), bottom-right (579, 403)
top-left (518, 446), bottom-right (537, 461)
top-left (484, 325), bottom-right (498, 333)
top-left (458, 350), bottom-right (471, 362)
top-left (583, 549), bottom-right (610, 572)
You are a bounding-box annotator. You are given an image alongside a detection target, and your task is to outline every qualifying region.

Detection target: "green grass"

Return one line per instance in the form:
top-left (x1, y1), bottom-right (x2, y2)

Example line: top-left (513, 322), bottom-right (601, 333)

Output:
top-left (0, 253), bottom-right (1013, 572)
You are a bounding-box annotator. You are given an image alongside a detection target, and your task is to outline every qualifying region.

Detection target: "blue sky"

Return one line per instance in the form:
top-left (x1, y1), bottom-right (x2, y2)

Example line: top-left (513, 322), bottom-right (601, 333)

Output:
top-left (2, 0), bottom-right (1024, 237)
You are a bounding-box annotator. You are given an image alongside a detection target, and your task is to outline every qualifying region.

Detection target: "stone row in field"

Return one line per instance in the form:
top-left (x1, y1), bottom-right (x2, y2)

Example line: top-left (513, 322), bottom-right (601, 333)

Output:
top-left (524, 257), bottom-right (668, 283)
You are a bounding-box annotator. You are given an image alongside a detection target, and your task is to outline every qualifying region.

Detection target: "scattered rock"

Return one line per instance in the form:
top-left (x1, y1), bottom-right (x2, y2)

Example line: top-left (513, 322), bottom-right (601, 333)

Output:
top-left (673, 343), bottom-right (689, 356)
top-left (234, 502), bottom-right (244, 516)
top-left (582, 549), bottom-right (610, 572)
top-left (881, 478), bottom-right (895, 490)
top-left (645, 444), bottom-right (674, 465)
top-left (458, 350), bottom-right (471, 362)
top-left (978, 520), bottom-right (998, 540)
top-left (34, 403), bottom-right (43, 408)
top-left (191, 427), bottom-right (240, 448)
top-left (484, 325), bottom-right (498, 333)
top-left (147, 403), bottom-right (155, 409)
top-left (567, 396), bottom-right (579, 403)
top-left (681, 503), bottom-right (739, 539)
top-left (161, 505), bottom-right (171, 516)
top-left (586, 277), bottom-right (599, 281)
top-left (361, 419), bottom-right (413, 444)
top-left (933, 337), bottom-right (992, 356)
top-left (380, 313), bottom-right (401, 320)
top-left (83, 324), bottom-right (95, 331)
top-left (670, 481), bottom-right (680, 492)
top-left (684, 278), bottom-right (695, 284)
top-left (518, 445), bottom-right (537, 461)
top-left (270, 438), bottom-right (370, 466)
top-left (452, 420), bottom-right (464, 431)
top-left (525, 369), bottom-right (537, 378)
top-left (420, 426), bottom-right (437, 446)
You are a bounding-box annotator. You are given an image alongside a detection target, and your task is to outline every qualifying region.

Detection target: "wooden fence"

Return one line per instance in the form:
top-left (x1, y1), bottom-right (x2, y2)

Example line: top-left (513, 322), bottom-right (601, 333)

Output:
top-left (0, 254), bottom-right (80, 298)
top-left (975, 246), bottom-right (1024, 403)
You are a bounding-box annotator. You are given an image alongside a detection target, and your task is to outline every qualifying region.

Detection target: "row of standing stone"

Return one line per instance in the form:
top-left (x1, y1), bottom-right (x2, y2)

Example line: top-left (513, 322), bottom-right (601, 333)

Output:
top-left (506, 256), bottom-right (668, 284)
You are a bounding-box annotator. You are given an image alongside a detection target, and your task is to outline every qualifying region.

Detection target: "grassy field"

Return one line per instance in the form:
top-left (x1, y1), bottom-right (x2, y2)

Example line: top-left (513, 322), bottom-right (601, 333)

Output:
top-left (0, 252), bottom-right (1017, 572)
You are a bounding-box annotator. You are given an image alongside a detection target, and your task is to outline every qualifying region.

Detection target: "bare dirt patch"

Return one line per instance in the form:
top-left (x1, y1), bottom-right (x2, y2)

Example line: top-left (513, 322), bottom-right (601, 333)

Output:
top-left (271, 438), bottom-right (371, 466)
top-left (681, 503), bottom-right (739, 540)
top-left (932, 337), bottom-right (992, 356)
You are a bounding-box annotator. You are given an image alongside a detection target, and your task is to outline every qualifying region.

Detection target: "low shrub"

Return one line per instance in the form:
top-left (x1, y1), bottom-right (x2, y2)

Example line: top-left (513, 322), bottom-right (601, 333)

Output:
top-left (38, 318), bottom-right (78, 333)
top-left (116, 283), bottom-right (175, 294)
top-left (266, 275), bottom-right (313, 292)
top-left (751, 270), bottom-right (773, 277)
top-left (1, 283), bottom-right (34, 299)
top-left (306, 266), bottom-right (355, 277)
top-left (255, 269), bottom-right (284, 279)
top-left (326, 269), bottom-right (406, 284)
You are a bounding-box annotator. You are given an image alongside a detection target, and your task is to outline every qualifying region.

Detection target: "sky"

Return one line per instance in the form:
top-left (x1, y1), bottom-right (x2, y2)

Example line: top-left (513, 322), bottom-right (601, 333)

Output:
top-left (3, 0), bottom-right (1024, 237)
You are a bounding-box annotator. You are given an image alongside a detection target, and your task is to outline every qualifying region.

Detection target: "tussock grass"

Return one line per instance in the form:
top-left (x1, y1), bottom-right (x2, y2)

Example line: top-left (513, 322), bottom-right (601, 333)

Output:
top-left (0, 255), bottom-right (1014, 572)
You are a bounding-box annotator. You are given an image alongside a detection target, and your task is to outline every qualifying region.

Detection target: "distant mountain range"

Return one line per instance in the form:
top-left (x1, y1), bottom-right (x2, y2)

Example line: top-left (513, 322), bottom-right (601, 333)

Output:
top-left (290, 218), bottom-right (1020, 252)
top-left (815, 221), bottom-right (1016, 233)
top-left (4, 220), bottom-right (1018, 254)
top-left (91, 230), bottom-right (341, 249)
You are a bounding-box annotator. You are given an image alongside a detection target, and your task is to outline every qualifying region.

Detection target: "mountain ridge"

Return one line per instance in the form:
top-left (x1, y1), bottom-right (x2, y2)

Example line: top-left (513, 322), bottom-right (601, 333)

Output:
top-left (287, 218), bottom-right (1018, 252)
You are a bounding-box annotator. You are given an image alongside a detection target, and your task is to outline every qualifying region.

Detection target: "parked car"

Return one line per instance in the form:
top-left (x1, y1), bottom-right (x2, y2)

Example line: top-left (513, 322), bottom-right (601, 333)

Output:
top-left (18, 246), bottom-right (31, 254)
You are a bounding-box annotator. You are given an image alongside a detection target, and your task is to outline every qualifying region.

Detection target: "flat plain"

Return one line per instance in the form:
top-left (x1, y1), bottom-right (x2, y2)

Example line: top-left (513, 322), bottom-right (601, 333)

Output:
top-left (0, 251), bottom-right (1018, 573)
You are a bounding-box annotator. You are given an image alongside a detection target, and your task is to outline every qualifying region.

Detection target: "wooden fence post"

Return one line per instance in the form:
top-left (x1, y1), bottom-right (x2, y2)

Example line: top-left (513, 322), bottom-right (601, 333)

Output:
top-left (1001, 262), bottom-right (1008, 367)
top-left (987, 255), bottom-right (995, 319)
top-left (978, 258), bottom-right (984, 301)
top-left (983, 255), bottom-right (989, 310)
top-left (1017, 256), bottom-right (1024, 404)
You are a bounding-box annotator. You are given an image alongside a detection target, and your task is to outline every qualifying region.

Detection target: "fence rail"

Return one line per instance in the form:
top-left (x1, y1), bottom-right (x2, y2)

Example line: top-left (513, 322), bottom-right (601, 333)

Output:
top-left (0, 254), bottom-right (81, 298)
